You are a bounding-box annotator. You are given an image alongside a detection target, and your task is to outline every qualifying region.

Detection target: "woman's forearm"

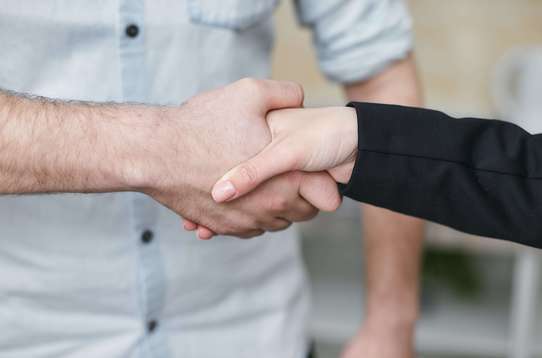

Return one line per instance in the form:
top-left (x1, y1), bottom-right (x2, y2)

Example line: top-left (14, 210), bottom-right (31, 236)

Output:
top-left (213, 101), bottom-right (542, 248)
top-left (342, 102), bottom-right (542, 248)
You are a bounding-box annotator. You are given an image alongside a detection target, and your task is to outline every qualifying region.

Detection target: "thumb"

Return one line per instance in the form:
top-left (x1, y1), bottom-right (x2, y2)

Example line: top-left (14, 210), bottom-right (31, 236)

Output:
top-left (212, 143), bottom-right (296, 203)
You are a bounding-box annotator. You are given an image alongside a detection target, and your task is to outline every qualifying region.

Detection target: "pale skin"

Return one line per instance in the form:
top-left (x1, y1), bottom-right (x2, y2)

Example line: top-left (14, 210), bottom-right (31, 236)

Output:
top-left (0, 78), bottom-right (341, 237)
top-left (197, 56), bottom-right (423, 358)
top-left (2, 65), bottom-right (421, 356)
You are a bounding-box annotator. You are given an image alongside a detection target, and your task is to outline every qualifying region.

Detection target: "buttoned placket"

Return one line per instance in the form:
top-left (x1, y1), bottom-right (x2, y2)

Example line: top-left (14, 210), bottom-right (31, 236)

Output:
top-left (119, 1), bottom-right (170, 357)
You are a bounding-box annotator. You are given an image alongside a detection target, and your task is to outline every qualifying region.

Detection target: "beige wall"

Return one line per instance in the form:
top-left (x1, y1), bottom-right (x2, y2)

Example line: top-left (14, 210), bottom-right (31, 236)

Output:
top-left (272, 0), bottom-right (542, 116)
top-left (271, 1), bottom-right (343, 107)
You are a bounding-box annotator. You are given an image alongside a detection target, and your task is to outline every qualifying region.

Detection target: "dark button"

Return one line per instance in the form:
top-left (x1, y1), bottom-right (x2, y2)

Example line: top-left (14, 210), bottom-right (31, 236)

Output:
top-left (147, 320), bottom-right (158, 333)
top-left (141, 230), bottom-right (154, 244)
top-left (125, 24), bottom-right (139, 38)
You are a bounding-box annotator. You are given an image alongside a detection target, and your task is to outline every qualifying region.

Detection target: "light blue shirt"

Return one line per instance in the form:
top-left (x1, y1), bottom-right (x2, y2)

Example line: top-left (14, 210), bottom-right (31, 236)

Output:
top-left (0, 1), bottom-right (412, 357)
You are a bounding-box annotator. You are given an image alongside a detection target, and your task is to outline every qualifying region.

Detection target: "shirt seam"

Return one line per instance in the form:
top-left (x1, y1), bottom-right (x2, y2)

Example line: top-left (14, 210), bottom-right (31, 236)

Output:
top-left (360, 148), bottom-right (542, 180)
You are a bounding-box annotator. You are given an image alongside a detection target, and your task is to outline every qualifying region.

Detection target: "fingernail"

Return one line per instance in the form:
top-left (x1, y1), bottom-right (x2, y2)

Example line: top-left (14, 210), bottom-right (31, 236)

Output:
top-left (212, 180), bottom-right (236, 202)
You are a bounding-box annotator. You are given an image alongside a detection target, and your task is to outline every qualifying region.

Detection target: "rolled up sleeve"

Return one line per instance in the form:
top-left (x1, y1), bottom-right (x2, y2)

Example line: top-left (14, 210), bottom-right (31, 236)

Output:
top-left (295, 0), bottom-right (414, 84)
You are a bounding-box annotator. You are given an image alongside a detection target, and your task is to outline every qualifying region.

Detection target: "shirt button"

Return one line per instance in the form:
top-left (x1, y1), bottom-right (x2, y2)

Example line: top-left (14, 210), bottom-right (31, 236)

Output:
top-left (147, 320), bottom-right (158, 333)
top-left (141, 230), bottom-right (154, 244)
top-left (125, 24), bottom-right (139, 38)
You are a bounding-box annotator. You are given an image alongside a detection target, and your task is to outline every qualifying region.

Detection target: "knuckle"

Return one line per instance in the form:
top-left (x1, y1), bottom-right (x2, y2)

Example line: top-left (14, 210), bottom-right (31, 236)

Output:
top-left (238, 77), bottom-right (261, 93)
top-left (270, 196), bottom-right (289, 213)
top-left (208, 225), bottom-right (226, 236)
top-left (238, 77), bottom-right (254, 86)
top-left (222, 226), bottom-right (237, 236)
top-left (285, 170), bottom-right (302, 186)
top-left (289, 81), bottom-right (304, 105)
top-left (245, 218), bottom-right (260, 231)
top-left (274, 171), bottom-right (300, 189)
top-left (266, 110), bottom-right (280, 126)
top-left (238, 163), bottom-right (259, 186)
top-left (222, 221), bottom-right (245, 236)
top-left (236, 217), bottom-right (260, 233)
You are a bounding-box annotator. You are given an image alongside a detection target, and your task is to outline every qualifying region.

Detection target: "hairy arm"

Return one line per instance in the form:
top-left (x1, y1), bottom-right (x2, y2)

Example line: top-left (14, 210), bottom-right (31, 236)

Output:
top-left (0, 79), bottom-right (336, 238)
top-left (0, 89), bottom-right (154, 194)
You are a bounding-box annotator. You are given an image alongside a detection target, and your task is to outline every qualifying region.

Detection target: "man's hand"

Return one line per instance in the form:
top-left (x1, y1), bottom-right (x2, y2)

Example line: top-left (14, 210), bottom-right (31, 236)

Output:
top-left (133, 79), bottom-right (341, 238)
top-left (0, 79), bottom-right (340, 239)
top-left (211, 106), bottom-right (358, 203)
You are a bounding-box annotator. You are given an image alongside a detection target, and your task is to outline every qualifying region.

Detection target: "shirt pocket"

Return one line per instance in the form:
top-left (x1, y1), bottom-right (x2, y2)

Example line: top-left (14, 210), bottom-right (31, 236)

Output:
top-left (187, 0), bottom-right (278, 30)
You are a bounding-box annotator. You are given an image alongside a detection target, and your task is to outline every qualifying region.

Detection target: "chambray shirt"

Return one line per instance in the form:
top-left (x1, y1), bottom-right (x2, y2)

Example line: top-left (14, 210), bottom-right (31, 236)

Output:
top-left (0, 1), bottom-right (412, 357)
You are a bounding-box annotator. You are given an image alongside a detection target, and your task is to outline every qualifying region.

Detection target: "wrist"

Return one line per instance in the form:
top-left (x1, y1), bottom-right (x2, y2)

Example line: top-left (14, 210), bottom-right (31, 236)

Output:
top-left (365, 295), bottom-right (419, 327)
top-left (328, 107), bottom-right (358, 184)
top-left (114, 105), bottom-right (176, 193)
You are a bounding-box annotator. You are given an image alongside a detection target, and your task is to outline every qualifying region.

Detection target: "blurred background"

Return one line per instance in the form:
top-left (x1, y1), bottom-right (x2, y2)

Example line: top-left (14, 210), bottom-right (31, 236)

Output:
top-left (271, 1), bottom-right (542, 357)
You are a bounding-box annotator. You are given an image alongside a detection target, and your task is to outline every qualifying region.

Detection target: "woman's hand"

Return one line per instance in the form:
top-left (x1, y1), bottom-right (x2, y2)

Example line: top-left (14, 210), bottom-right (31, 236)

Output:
top-left (211, 106), bottom-right (358, 203)
top-left (183, 106), bottom-right (356, 239)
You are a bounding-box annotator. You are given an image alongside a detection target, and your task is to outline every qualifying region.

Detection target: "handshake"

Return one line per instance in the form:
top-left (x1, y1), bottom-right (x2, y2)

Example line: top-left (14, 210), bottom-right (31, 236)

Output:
top-left (135, 78), bottom-right (359, 239)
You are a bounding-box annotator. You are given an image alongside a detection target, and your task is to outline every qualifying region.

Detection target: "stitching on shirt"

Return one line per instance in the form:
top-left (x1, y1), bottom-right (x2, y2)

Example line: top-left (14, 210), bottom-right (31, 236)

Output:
top-left (360, 148), bottom-right (542, 180)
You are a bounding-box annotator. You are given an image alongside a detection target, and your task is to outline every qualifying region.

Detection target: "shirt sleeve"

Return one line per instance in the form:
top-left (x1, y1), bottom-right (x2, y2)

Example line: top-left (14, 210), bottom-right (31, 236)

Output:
top-left (340, 102), bottom-right (542, 249)
top-left (295, 0), bottom-right (413, 84)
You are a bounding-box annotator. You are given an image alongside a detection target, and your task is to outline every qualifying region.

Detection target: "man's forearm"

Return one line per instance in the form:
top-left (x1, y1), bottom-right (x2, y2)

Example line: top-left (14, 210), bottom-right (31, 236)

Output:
top-left (0, 79), bottom-right (325, 239)
top-left (0, 90), bottom-right (156, 194)
top-left (344, 54), bottom-right (422, 106)
top-left (343, 54), bottom-right (423, 355)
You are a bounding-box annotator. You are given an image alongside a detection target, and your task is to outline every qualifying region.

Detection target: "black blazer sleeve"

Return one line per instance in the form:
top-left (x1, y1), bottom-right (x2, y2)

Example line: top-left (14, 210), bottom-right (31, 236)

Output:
top-left (340, 102), bottom-right (542, 248)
